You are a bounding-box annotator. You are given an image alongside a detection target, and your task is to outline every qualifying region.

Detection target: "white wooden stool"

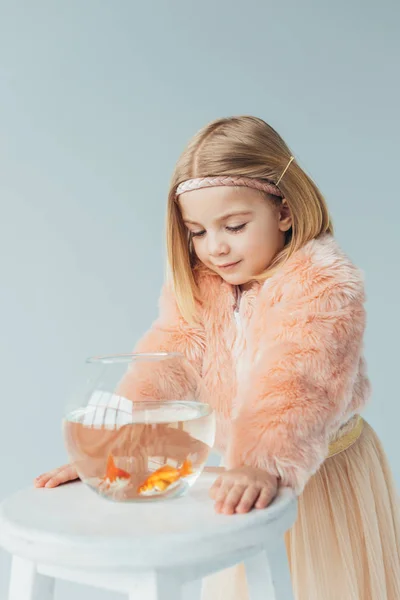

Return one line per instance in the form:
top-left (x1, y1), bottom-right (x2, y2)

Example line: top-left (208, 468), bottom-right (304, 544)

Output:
top-left (0, 470), bottom-right (297, 600)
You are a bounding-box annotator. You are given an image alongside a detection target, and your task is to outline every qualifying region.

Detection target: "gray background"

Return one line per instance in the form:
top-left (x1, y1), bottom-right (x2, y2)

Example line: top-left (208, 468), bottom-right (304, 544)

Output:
top-left (1, 1), bottom-right (399, 598)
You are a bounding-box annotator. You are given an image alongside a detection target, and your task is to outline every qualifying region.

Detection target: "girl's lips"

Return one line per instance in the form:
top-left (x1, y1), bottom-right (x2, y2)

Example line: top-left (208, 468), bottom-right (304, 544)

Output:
top-left (218, 261), bottom-right (241, 270)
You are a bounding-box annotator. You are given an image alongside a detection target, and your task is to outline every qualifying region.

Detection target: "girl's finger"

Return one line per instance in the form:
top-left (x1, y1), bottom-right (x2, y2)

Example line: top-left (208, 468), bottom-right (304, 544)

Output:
top-left (45, 474), bottom-right (72, 488)
top-left (222, 484), bottom-right (247, 515)
top-left (34, 477), bottom-right (48, 488)
top-left (214, 480), bottom-right (235, 512)
top-left (255, 486), bottom-right (275, 510)
top-left (236, 485), bottom-right (261, 514)
top-left (45, 466), bottom-right (78, 488)
top-left (215, 480), bottom-right (234, 504)
top-left (208, 476), bottom-right (223, 499)
top-left (34, 466), bottom-right (67, 487)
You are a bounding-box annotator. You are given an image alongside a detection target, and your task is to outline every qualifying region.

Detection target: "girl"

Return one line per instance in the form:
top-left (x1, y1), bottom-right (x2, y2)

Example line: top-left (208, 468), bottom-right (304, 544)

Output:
top-left (35, 116), bottom-right (400, 599)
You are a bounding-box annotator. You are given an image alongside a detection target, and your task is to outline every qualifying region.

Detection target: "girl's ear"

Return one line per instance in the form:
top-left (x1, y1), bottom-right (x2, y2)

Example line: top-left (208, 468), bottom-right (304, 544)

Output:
top-left (278, 199), bottom-right (292, 232)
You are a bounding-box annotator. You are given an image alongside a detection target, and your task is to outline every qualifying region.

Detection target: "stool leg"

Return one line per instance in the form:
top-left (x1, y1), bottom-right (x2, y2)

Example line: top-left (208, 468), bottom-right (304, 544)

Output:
top-left (128, 570), bottom-right (183, 600)
top-left (245, 540), bottom-right (294, 600)
top-left (8, 556), bottom-right (55, 600)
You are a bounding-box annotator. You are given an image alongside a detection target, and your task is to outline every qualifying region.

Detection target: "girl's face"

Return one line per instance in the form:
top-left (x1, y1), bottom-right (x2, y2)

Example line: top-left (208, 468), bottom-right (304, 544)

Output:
top-left (178, 186), bottom-right (292, 289)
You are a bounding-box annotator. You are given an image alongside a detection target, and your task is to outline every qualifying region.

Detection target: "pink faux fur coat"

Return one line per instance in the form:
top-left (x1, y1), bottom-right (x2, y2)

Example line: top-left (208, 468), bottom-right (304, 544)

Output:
top-left (120, 234), bottom-right (370, 494)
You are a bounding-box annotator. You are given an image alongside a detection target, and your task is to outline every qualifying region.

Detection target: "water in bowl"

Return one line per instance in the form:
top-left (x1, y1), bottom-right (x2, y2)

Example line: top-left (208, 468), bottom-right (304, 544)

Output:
top-left (63, 399), bottom-right (215, 502)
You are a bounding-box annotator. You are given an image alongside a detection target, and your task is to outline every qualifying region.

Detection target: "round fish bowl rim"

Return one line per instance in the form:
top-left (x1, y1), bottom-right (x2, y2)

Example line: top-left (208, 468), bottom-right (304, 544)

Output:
top-left (86, 352), bottom-right (185, 365)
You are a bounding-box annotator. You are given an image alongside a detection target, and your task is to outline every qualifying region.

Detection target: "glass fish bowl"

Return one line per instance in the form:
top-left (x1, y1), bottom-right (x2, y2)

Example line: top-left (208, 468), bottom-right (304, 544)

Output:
top-left (62, 353), bottom-right (215, 502)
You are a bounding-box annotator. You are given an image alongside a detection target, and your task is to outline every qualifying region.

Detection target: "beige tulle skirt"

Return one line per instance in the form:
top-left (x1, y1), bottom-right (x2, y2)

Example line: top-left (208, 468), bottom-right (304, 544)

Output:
top-left (201, 420), bottom-right (400, 600)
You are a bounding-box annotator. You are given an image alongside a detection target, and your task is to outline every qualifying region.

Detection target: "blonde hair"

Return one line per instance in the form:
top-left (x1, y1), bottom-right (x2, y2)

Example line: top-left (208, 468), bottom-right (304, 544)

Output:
top-left (166, 115), bottom-right (333, 323)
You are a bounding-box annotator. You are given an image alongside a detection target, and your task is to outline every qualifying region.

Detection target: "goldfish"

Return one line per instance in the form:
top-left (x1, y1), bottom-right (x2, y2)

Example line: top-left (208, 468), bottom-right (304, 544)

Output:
top-left (100, 454), bottom-right (131, 489)
top-left (137, 459), bottom-right (193, 495)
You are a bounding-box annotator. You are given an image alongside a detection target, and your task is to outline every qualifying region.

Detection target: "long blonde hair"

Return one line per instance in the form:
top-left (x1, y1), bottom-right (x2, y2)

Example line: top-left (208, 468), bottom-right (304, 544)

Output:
top-left (166, 115), bottom-right (333, 323)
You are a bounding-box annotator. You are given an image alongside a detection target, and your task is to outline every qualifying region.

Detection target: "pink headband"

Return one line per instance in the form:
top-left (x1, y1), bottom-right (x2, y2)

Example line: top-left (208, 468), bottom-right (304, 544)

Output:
top-left (175, 156), bottom-right (294, 199)
top-left (175, 176), bottom-right (283, 198)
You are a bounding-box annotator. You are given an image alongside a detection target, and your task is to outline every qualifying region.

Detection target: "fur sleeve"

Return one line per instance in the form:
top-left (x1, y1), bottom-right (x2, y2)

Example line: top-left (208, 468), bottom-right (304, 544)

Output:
top-left (226, 280), bottom-right (368, 495)
top-left (116, 283), bottom-right (206, 401)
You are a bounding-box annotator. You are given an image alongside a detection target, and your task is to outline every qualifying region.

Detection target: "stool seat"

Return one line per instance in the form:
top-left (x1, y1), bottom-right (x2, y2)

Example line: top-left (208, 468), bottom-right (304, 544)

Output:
top-left (0, 470), bottom-right (297, 599)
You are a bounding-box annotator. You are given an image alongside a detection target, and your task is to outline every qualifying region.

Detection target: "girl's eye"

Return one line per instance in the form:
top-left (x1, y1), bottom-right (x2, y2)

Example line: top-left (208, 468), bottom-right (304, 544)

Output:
top-left (190, 223), bottom-right (247, 238)
top-left (226, 223), bottom-right (247, 233)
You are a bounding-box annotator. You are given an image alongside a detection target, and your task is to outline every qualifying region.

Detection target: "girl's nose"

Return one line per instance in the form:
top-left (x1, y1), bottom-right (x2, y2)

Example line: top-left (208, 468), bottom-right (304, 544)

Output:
top-left (208, 234), bottom-right (230, 257)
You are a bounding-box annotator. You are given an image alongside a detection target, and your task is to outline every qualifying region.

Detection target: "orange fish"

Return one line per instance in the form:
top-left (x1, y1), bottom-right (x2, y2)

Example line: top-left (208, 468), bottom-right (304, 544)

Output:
top-left (137, 459), bottom-right (193, 495)
top-left (100, 454), bottom-right (131, 488)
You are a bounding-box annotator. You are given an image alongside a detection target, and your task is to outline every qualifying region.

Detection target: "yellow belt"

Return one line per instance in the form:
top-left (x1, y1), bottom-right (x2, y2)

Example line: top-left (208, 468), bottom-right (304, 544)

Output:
top-left (327, 415), bottom-right (364, 458)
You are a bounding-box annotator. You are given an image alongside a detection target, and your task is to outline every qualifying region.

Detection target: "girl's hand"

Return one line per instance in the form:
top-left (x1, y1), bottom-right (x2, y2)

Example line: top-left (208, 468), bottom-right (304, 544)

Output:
top-left (209, 466), bottom-right (278, 515)
top-left (34, 464), bottom-right (79, 488)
